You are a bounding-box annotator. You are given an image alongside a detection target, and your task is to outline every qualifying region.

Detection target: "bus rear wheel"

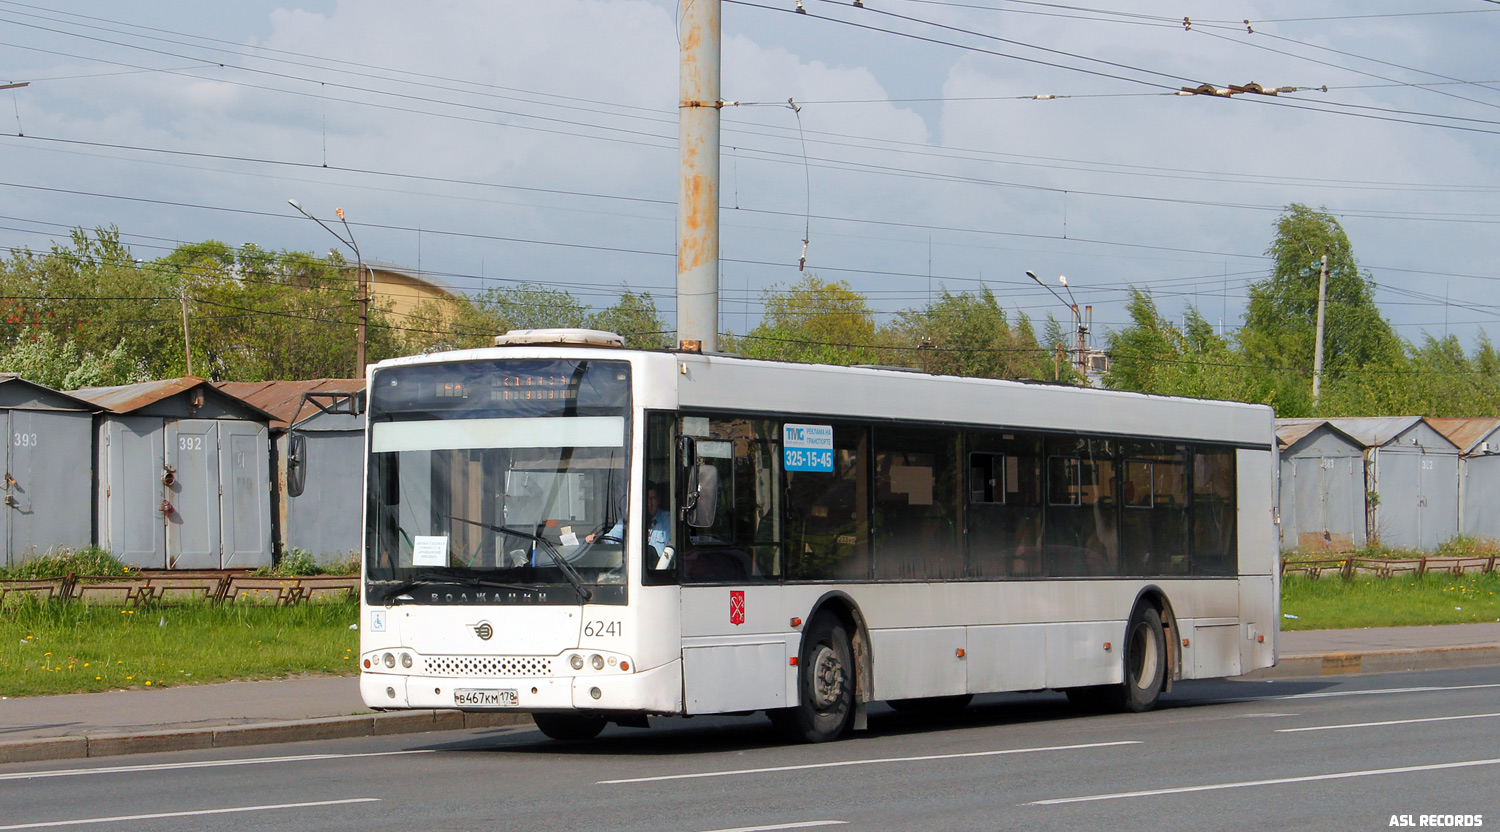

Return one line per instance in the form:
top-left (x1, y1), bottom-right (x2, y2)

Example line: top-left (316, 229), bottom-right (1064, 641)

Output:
top-left (1065, 605), bottom-right (1167, 713)
top-left (770, 615), bottom-right (854, 743)
top-left (532, 712), bottom-right (608, 741)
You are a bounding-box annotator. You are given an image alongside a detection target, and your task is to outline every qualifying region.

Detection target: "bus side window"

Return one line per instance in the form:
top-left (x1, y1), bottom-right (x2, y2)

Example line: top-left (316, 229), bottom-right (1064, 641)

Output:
top-left (1043, 436), bottom-right (1118, 577)
top-left (966, 432), bottom-right (1042, 579)
top-left (873, 427), bottom-right (961, 581)
top-left (786, 424), bottom-right (869, 582)
top-left (1191, 447), bottom-right (1237, 576)
top-left (680, 418), bottom-right (782, 583)
top-left (1119, 441), bottom-right (1189, 577)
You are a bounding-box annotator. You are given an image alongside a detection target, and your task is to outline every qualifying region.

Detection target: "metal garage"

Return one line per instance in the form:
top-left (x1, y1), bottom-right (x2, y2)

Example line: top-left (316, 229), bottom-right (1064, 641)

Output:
top-left (73, 378), bottom-right (276, 570)
top-left (0, 375), bottom-right (101, 566)
top-left (1429, 418), bottom-right (1500, 542)
top-left (216, 379), bottom-right (365, 566)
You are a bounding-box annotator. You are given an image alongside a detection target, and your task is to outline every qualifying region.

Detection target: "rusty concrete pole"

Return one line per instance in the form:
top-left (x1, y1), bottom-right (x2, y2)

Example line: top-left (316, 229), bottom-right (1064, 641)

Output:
top-left (677, 0), bottom-right (721, 353)
top-left (1312, 247), bottom-right (1328, 409)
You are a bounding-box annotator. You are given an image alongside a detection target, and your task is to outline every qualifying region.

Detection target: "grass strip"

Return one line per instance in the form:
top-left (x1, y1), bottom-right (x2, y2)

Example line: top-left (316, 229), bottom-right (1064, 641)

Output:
top-left (1281, 572), bottom-right (1500, 630)
top-left (0, 600), bottom-right (358, 697)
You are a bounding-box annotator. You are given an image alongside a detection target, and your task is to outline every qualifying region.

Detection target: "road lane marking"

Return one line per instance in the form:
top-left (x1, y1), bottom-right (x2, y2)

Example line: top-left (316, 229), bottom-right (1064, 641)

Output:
top-left (1223, 681), bottom-right (1500, 704)
top-left (1236, 713), bottom-right (1298, 719)
top-left (0, 750), bottom-right (432, 781)
top-left (691, 822), bottom-right (846, 832)
top-left (1277, 711), bottom-right (1500, 733)
top-left (0, 798), bottom-right (380, 829)
top-left (1028, 757), bottom-right (1500, 805)
top-left (599, 740), bottom-right (1140, 785)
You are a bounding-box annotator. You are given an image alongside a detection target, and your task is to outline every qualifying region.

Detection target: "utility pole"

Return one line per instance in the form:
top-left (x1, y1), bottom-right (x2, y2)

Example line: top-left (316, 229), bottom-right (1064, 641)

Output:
top-left (288, 200), bottom-right (369, 377)
top-left (178, 282), bottom-right (193, 377)
top-left (1311, 247), bottom-right (1328, 409)
top-left (677, 0), bottom-right (721, 353)
top-left (337, 208), bottom-right (370, 377)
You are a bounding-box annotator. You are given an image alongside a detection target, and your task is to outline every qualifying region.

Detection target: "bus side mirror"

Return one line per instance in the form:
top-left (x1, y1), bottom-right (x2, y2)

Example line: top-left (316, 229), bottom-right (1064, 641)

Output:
top-left (683, 463), bottom-right (718, 528)
top-left (287, 433), bottom-right (307, 498)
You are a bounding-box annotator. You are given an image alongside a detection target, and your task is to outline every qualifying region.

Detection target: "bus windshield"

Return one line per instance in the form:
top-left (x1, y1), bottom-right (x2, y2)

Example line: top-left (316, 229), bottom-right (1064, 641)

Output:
top-left (365, 358), bottom-right (631, 605)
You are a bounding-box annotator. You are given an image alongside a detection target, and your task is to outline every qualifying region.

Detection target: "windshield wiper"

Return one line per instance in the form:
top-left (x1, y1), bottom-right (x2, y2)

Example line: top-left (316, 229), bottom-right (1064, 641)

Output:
top-left (445, 515), bottom-right (594, 603)
top-left (378, 572), bottom-right (543, 606)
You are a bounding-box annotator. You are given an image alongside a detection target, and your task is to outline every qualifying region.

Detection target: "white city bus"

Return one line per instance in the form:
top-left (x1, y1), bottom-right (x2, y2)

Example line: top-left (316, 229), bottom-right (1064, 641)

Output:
top-left (359, 329), bottom-right (1278, 742)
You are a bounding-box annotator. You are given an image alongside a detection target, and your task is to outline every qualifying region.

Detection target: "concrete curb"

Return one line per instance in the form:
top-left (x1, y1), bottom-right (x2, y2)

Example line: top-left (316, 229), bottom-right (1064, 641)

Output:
top-left (3, 645), bottom-right (1496, 765)
top-left (1238, 644), bottom-right (1500, 680)
top-left (0, 710), bottom-right (533, 764)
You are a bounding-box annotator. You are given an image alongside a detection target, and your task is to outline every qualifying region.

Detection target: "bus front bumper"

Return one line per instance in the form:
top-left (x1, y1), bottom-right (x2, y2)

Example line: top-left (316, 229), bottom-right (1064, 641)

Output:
top-left (360, 658), bottom-right (684, 714)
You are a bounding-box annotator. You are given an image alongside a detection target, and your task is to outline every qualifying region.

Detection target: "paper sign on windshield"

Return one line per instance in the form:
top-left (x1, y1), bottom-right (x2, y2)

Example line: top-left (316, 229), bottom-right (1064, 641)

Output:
top-left (412, 535), bottom-right (449, 567)
top-left (784, 423), bottom-right (834, 473)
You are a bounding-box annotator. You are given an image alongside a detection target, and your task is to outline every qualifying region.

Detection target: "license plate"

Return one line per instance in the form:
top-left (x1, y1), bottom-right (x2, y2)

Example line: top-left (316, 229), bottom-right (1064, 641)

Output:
top-left (454, 688), bottom-right (518, 707)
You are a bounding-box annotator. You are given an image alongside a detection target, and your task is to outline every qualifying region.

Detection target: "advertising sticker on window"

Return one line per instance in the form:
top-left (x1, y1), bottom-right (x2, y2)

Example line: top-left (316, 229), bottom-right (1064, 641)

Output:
top-left (784, 423), bottom-right (834, 473)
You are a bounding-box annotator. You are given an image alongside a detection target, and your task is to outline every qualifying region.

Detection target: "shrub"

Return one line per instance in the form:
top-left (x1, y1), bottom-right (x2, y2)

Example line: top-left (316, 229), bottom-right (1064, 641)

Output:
top-left (0, 547), bottom-right (134, 580)
top-left (254, 547), bottom-right (320, 577)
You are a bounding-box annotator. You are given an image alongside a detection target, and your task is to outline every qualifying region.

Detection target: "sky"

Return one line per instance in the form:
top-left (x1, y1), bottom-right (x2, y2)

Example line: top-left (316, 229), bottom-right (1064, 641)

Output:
top-left (2, 0), bottom-right (1498, 354)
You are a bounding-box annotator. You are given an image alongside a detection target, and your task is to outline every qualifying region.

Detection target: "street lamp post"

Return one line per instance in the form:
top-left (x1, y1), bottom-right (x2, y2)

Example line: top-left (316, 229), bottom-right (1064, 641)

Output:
top-left (1027, 270), bottom-right (1089, 377)
top-left (288, 199), bottom-right (369, 377)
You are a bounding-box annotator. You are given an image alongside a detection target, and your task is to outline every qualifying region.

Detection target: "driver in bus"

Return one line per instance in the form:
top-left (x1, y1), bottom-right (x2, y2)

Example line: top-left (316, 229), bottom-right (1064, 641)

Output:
top-left (586, 484), bottom-right (671, 556)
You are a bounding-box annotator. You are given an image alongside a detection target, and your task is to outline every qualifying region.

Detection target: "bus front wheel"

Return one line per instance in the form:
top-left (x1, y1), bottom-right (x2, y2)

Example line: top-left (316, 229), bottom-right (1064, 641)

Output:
top-left (771, 615), bottom-right (854, 743)
top-left (532, 712), bottom-right (607, 741)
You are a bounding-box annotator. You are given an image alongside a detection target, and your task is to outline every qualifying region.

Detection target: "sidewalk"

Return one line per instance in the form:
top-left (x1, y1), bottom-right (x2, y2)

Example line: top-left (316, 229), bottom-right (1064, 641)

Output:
top-left (2, 623), bottom-right (1498, 764)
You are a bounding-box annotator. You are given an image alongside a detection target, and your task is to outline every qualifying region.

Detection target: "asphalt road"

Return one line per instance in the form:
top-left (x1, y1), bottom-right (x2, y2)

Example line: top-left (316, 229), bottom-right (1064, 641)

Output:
top-left (3, 667), bottom-right (1498, 832)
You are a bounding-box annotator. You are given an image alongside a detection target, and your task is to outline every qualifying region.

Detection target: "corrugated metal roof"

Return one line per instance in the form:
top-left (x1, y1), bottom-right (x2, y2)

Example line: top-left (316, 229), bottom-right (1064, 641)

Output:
top-left (1321, 416), bottom-right (1426, 448)
top-left (71, 377), bottom-right (206, 413)
top-left (72, 377), bottom-right (278, 421)
top-left (213, 379), bottom-right (364, 430)
top-left (1276, 416), bottom-right (1449, 450)
top-left (0, 374), bottom-right (104, 411)
top-left (1428, 417), bottom-right (1500, 455)
top-left (1274, 419), bottom-right (1328, 451)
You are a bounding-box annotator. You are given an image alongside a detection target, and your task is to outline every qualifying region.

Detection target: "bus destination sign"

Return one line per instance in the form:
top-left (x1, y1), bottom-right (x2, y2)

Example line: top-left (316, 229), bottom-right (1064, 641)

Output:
top-left (783, 423), bottom-right (834, 473)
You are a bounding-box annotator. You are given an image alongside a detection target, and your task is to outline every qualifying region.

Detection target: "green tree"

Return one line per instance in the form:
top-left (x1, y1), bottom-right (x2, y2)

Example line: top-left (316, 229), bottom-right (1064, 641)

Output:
top-left (591, 288), bottom-right (673, 349)
top-left (160, 242), bottom-right (400, 380)
top-left (0, 229), bottom-right (405, 382)
top-left (1104, 289), bottom-right (1259, 401)
top-left (739, 275), bottom-right (883, 365)
top-left (893, 287), bottom-right (1052, 379)
top-left (471, 283), bottom-right (589, 332)
top-left (0, 331), bottom-right (141, 389)
top-left (1240, 204), bottom-right (1400, 413)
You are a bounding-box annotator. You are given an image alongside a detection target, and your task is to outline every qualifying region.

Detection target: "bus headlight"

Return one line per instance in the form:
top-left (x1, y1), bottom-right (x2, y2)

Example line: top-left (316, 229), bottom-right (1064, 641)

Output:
top-left (383, 652), bottom-right (396, 668)
top-left (400, 653), bottom-right (413, 669)
top-left (570, 654), bottom-right (584, 670)
top-left (591, 654), bottom-right (605, 670)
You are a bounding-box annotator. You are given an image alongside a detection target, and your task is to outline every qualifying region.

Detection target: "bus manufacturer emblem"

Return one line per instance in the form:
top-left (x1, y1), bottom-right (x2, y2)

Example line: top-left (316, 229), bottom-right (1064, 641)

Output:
top-left (472, 621), bottom-right (494, 640)
top-left (729, 591), bottom-right (745, 626)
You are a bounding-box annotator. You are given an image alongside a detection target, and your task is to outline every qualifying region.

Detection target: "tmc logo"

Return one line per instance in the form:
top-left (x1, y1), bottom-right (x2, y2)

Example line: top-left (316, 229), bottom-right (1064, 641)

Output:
top-left (471, 621), bottom-right (494, 640)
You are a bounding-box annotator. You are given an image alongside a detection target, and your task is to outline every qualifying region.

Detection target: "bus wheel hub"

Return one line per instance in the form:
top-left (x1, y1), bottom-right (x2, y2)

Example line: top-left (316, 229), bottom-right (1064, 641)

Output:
top-left (811, 644), bottom-right (844, 708)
